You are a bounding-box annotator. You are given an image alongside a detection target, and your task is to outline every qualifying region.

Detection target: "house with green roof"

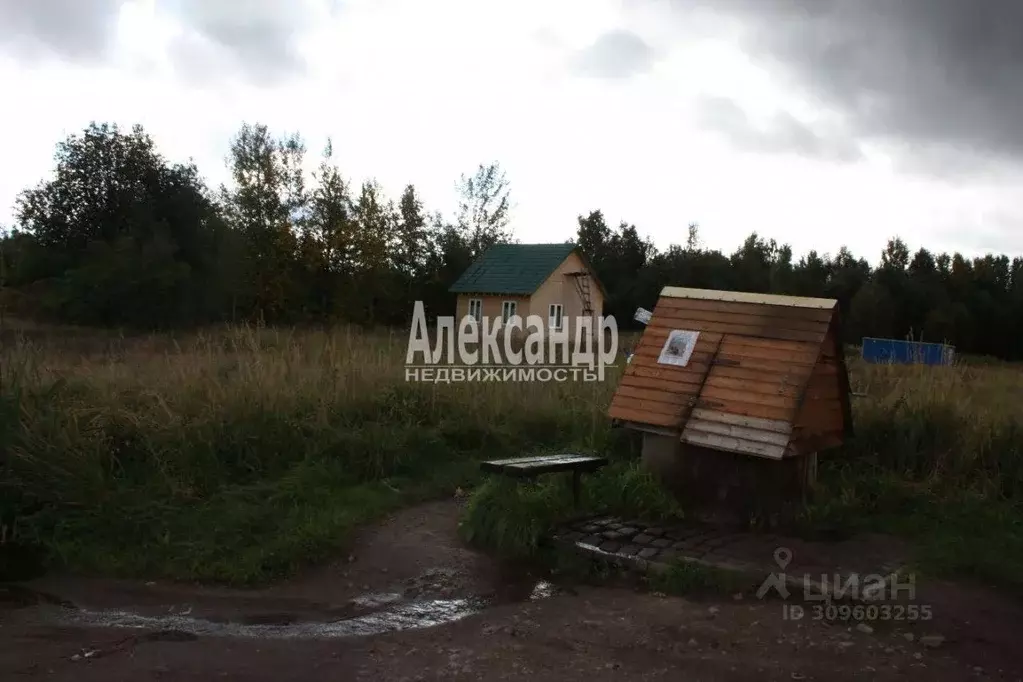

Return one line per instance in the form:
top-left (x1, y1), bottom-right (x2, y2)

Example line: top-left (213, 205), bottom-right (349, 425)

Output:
top-left (448, 242), bottom-right (606, 336)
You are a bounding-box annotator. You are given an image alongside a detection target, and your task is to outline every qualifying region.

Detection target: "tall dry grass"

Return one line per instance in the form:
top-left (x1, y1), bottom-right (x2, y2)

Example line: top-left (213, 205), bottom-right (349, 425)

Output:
top-left (798, 358), bottom-right (1023, 588)
top-left (0, 324), bottom-right (626, 582)
top-left (2, 323), bottom-right (1022, 586)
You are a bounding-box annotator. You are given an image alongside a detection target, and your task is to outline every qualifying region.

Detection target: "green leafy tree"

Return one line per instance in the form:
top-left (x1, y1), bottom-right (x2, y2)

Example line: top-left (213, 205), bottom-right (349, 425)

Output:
top-left (455, 162), bottom-right (513, 257)
top-left (12, 118), bottom-right (1023, 362)
top-left (393, 184), bottom-right (432, 320)
top-left (300, 139), bottom-right (357, 319)
top-left (729, 233), bottom-right (778, 293)
top-left (11, 122), bottom-right (228, 326)
top-left (221, 123), bottom-right (306, 322)
top-left (351, 180), bottom-right (396, 325)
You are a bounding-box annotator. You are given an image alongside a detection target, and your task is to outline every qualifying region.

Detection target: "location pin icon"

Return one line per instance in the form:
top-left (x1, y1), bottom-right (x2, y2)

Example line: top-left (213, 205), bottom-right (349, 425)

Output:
top-left (773, 547), bottom-right (792, 570)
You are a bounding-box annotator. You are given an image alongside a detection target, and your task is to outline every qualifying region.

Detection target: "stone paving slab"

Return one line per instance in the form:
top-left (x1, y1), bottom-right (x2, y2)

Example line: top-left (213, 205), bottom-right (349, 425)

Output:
top-left (550, 515), bottom-right (911, 603)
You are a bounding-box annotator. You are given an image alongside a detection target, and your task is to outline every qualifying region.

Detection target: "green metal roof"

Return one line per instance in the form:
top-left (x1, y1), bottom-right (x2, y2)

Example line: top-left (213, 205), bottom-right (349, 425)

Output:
top-left (449, 242), bottom-right (579, 295)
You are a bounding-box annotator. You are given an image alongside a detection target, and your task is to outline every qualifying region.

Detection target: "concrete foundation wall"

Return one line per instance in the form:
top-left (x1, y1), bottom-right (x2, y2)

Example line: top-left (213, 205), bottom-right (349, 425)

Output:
top-left (640, 430), bottom-right (817, 525)
top-left (640, 431), bottom-right (680, 482)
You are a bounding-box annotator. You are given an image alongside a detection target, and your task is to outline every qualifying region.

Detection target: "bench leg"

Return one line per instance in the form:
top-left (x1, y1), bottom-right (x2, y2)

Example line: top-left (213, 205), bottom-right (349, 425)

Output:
top-left (571, 470), bottom-right (581, 508)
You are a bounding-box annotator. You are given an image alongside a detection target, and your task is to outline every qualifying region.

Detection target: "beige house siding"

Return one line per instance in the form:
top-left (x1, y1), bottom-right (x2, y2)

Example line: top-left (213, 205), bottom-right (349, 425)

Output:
top-left (529, 250), bottom-right (604, 339)
top-left (455, 294), bottom-right (531, 327)
top-left (453, 249), bottom-right (605, 344)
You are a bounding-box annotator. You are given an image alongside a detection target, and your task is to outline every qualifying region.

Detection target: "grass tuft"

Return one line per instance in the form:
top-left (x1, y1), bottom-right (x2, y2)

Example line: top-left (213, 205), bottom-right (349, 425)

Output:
top-left (460, 461), bottom-right (684, 561)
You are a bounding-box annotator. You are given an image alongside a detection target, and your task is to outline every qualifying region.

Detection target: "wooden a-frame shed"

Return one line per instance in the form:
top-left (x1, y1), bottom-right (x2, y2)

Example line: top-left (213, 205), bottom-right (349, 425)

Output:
top-left (609, 287), bottom-right (853, 461)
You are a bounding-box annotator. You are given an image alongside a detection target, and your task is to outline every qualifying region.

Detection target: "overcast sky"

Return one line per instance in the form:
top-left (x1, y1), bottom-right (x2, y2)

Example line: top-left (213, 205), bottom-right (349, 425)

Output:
top-left (2, 0), bottom-right (1022, 263)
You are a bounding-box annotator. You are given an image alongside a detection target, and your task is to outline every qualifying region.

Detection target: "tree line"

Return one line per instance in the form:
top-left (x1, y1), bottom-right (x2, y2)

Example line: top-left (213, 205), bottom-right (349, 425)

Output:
top-left (2, 121), bottom-right (1022, 360)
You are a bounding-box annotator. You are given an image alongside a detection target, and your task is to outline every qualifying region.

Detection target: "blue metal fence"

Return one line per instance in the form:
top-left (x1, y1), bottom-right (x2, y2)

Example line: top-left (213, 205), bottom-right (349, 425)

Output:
top-left (861, 337), bottom-right (955, 366)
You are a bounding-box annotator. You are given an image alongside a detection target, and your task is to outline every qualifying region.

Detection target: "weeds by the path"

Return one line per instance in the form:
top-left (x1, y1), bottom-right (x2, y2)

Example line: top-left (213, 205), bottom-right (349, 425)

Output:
top-left (461, 359), bottom-right (1023, 592)
top-left (1, 325), bottom-right (624, 584)
top-left (459, 462), bottom-right (682, 560)
top-left (4, 323), bottom-right (1023, 591)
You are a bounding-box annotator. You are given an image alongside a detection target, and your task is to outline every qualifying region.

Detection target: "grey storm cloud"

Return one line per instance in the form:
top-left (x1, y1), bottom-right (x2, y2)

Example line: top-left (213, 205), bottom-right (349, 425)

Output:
top-left (694, 96), bottom-right (862, 163)
top-left (0, 0), bottom-right (123, 62)
top-left (571, 29), bottom-right (658, 79)
top-left (0, 0), bottom-right (324, 84)
top-left (166, 0), bottom-right (320, 85)
top-left (668, 0), bottom-right (1023, 167)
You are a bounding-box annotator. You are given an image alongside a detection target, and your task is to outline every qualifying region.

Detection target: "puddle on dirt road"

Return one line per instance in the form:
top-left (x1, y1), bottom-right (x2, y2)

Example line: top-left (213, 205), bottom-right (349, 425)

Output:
top-left (49, 580), bottom-right (561, 640)
top-left (60, 597), bottom-right (488, 639)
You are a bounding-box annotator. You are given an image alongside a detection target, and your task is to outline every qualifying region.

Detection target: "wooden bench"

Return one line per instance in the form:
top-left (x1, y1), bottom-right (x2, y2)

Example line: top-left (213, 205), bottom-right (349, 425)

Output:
top-left (480, 454), bottom-right (609, 507)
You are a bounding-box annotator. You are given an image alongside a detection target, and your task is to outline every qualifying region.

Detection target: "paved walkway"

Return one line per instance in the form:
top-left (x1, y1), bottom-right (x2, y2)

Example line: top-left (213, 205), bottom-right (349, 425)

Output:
top-left (552, 515), bottom-right (909, 601)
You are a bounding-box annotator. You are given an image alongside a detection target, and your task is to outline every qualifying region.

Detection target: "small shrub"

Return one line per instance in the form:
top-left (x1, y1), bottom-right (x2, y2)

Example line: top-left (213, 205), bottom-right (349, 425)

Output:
top-left (460, 475), bottom-right (573, 559)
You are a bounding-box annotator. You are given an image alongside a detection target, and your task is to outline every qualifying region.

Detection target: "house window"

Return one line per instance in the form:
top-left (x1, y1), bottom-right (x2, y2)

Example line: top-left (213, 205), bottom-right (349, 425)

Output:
top-left (468, 298), bottom-right (482, 323)
top-left (501, 300), bottom-right (517, 323)
top-left (549, 303), bottom-right (563, 331)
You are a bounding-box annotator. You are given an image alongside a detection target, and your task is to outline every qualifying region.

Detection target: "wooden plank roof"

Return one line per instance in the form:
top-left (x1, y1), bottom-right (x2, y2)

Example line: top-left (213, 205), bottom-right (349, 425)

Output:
top-left (660, 287), bottom-right (838, 309)
top-left (608, 287), bottom-right (843, 459)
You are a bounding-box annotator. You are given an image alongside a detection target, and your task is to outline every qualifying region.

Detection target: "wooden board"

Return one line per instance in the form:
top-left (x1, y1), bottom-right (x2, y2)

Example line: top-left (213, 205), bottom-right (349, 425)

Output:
top-left (681, 428), bottom-right (788, 460)
top-left (646, 293), bottom-right (834, 345)
top-left (789, 325), bottom-right (852, 453)
top-left (481, 454), bottom-right (609, 477)
top-left (681, 407), bottom-right (794, 459)
top-left (649, 307), bottom-right (830, 333)
top-left (607, 404), bottom-right (681, 429)
top-left (646, 318), bottom-right (827, 344)
top-left (656, 294), bottom-right (836, 321)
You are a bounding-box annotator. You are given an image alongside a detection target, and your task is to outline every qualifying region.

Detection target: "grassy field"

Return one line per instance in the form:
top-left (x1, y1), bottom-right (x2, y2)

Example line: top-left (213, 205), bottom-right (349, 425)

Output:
top-left (2, 323), bottom-right (1023, 591)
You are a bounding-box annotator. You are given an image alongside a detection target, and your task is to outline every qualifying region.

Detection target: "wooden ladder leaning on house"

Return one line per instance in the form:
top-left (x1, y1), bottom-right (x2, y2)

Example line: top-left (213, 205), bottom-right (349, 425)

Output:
top-left (567, 272), bottom-right (594, 316)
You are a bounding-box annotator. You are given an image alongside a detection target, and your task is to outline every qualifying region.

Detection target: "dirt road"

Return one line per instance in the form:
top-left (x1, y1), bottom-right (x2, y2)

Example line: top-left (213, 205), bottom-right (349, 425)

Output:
top-left (2, 501), bottom-right (1020, 681)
